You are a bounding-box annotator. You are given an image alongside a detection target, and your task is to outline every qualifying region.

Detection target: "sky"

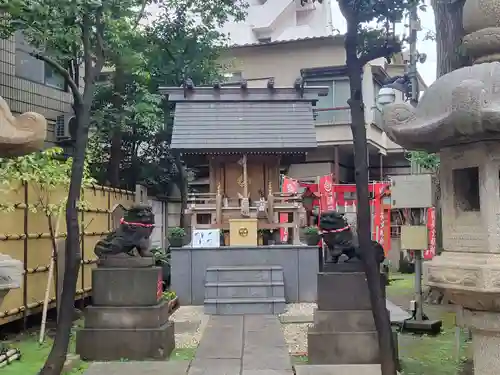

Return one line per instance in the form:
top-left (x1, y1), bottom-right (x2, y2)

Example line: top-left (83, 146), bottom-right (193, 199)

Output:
top-left (331, 1), bottom-right (437, 85)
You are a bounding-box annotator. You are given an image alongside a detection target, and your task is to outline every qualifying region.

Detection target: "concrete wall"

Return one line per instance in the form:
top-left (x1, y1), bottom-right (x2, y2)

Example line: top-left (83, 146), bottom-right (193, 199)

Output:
top-left (171, 245), bottom-right (319, 305)
top-left (220, 38), bottom-right (346, 87)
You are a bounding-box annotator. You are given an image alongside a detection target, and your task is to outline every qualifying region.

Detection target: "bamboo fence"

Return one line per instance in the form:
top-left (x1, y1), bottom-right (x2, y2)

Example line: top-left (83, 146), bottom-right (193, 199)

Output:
top-left (0, 184), bottom-right (135, 327)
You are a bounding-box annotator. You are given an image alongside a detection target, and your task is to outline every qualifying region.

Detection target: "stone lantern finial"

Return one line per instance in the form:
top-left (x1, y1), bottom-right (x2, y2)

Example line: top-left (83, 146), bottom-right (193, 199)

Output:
top-left (463, 0), bottom-right (500, 64)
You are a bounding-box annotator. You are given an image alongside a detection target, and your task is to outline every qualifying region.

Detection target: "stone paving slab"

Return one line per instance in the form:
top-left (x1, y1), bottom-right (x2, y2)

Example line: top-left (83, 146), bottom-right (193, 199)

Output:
top-left (189, 359), bottom-right (241, 375)
top-left (242, 370), bottom-right (294, 375)
top-left (386, 299), bottom-right (411, 323)
top-left (280, 300), bottom-right (411, 325)
top-left (188, 314), bottom-right (292, 375)
top-left (84, 360), bottom-right (191, 375)
top-left (194, 315), bottom-right (243, 359)
top-left (294, 364), bottom-right (382, 375)
top-left (243, 315), bottom-right (292, 371)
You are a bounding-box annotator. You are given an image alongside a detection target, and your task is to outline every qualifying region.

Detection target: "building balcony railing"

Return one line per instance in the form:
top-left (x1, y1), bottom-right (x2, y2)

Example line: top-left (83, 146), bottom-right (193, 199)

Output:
top-left (313, 106), bottom-right (351, 125)
top-left (313, 106), bottom-right (386, 127)
top-left (312, 106), bottom-right (404, 152)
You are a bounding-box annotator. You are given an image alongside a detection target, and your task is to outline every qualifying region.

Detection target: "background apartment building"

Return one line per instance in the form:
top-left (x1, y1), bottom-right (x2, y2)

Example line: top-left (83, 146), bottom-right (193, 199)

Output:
top-left (186, 0), bottom-right (426, 192)
top-left (0, 33), bottom-right (78, 148)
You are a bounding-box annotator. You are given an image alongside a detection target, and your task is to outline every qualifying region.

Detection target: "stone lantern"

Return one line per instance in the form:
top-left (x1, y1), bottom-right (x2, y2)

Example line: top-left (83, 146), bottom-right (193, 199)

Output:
top-left (380, 1), bottom-right (500, 374)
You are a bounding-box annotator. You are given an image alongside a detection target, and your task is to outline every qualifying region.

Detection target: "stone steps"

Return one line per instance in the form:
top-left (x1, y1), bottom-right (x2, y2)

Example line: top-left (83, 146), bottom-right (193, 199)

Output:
top-left (205, 281), bottom-right (285, 299)
top-left (203, 265), bottom-right (286, 315)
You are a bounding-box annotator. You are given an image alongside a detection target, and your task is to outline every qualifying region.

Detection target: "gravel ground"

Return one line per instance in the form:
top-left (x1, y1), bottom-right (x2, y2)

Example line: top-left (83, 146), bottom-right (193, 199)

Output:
top-left (279, 303), bottom-right (317, 354)
top-left (282, 322), bottom-right (312, 354)
top-left (280, 303), bottom-right (316, 317)
top-left (170, 306), bottom-right (208, 349)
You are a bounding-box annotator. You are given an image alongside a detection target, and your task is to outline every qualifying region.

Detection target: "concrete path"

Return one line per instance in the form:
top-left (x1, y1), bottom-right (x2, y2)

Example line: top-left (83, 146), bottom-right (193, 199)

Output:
top-left (189, 315), bottom-right (293, 375)
top-left (84, 314), bottom-right (293, 375)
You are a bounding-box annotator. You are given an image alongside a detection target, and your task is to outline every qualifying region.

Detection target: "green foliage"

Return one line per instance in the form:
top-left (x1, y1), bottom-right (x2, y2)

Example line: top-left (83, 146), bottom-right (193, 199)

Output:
top-left (0, 147), bottom-right (96, 217)
top-left (162, 290), bottom-right (177, 301)
top-left (304, 226), bottom-right (319, 235)
top-left (87, 0), bottom-right (247, 194)
top-left (151, 247), bottom-right (170, 265)
top-left (406, 151), bottom-right (440, 172)
top-left (168, 227), bottom-right (186, 238)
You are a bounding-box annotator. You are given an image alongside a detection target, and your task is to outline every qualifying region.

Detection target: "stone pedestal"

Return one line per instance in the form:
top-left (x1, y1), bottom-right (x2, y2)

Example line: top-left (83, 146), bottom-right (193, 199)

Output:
top-left (76, 264), bottom-right (175, 361)
top-left (308, 263), bottom-right (389, 365)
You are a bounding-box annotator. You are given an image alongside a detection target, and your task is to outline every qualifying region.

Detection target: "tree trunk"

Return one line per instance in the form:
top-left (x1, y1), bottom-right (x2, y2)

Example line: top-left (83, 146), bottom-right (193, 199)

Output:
top-left (107, 65), bottom-right (125, 187)
top-left (432, 0), bottom-right (468, 77)
top-left (174, 155), bottom-right (188, 228)
top-left (345, 29), bottom-right (397, 375)
top-left (108, 130), bottom-right (122, 186)
top-left (38, 103), bottom-right (92, 375)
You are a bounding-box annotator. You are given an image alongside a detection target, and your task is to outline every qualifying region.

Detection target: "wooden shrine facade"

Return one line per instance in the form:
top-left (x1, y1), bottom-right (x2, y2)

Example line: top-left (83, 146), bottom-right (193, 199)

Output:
top-left (160, 80), bottom-right (328, 243)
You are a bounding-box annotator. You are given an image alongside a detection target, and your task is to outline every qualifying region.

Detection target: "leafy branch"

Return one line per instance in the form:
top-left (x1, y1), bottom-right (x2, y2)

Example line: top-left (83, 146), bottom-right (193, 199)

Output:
top-left (0, 147), bottom-right (96, 218)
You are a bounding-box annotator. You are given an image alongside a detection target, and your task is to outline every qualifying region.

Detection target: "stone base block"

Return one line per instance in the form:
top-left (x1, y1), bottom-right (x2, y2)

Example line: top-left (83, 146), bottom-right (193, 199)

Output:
top-left (76, 320), bottom-right (175, 361)
top-left (92, 266), bottom-right (162, 306)
top-left (98, 255), bottom-right (155, 268)
top-left (295, 364), bottom-right (382, 375)
top-left (400, 319), bottom-right (442, 334)
top-left (322, 262), bottom-right (364, 273)
top-left (317, 272), bottom-right (372, 311)
top-left (313, 310), bottom-right (375, 332)
top-left (307, 329), bottom-right (379, 364)
top-left (317, 271), bottom-right (386, 311)
top-left (84, 300), bottom-right (169, 329)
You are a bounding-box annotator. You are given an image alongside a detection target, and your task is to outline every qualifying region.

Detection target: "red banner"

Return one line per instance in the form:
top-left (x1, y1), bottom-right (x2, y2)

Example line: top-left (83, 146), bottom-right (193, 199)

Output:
top-left (372, 183), bottom-right (385, 249)
top-left (157, 271), bottom-right (163, 300)
top-left (280, 177), bottom-right (299, 243)
top-left (424, 207), bottom-right (436, 260)
top-left (318, 174), bottom-right (335, 213)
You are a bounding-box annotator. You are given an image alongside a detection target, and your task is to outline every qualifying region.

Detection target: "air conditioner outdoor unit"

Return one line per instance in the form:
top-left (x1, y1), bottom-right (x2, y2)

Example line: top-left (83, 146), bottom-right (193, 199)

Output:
top-left (55, 113), bottom-right (77, 143)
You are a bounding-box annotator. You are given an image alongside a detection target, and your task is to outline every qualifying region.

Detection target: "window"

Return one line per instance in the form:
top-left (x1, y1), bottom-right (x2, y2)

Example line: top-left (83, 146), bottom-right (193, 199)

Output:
top-left (453, 167), bottom-right (480, 212)
top-left (15, 32), bottom-right (65, 90)
top-left (257, 37), bottom-right (271, 43)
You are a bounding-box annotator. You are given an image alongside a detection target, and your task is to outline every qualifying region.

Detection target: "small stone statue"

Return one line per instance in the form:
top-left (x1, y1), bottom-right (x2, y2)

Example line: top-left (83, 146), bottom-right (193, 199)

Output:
top-left (319, 210), bottom-right (385, 264)
top-left (94, 204), bottom-right (155, 260)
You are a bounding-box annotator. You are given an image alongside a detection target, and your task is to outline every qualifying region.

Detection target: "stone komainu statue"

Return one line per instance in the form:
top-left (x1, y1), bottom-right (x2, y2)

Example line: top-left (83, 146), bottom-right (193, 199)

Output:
top-left (0, 96), bottom-right (47, 157)
top-left (319, 210), bottom-right (385, 264)
top-left (94, 204), bottom-right (155, 258)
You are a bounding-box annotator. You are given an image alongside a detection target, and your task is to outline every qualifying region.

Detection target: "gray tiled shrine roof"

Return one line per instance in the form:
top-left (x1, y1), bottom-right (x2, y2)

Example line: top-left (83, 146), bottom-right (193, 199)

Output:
top-left (159, 86), bottom-right (328, 153)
